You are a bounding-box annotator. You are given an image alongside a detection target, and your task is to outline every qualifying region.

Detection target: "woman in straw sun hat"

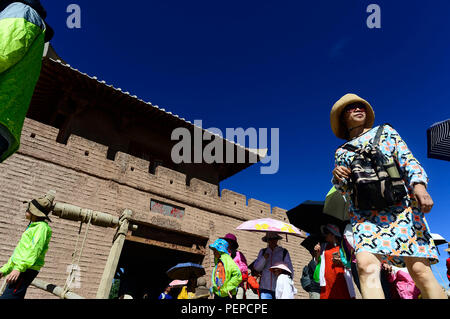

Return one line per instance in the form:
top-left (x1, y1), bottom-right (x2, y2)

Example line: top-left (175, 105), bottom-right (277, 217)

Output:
top-left (330, 93), bottom-right (446, 299)
top-left (0, 191), bottom-right (54, 299)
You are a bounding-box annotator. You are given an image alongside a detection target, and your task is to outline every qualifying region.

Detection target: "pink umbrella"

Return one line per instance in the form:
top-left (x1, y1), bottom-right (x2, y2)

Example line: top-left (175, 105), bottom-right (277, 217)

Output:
top-left (236, 218), bottom-right (304, 239)
top-left (169, 279), bottom-right (188, 287)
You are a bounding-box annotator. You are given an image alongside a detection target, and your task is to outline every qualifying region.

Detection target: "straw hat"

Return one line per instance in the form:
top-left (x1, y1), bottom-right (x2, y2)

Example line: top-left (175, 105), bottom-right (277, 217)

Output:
top-left (262, 232), bottom-right (283, 242)
top-left (269, 263), bottom-right (292, 275)
top-left (27, 191), bottom-right (55, 222)
top-left (330, 93), bottom-right (375, 140)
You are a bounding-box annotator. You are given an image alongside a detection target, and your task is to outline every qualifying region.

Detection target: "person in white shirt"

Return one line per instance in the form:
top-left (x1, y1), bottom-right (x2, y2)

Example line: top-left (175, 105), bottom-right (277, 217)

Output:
top-left (270, 263), bottom-right (297, 299)
top-left (253, 233), bottom-right (294, 299)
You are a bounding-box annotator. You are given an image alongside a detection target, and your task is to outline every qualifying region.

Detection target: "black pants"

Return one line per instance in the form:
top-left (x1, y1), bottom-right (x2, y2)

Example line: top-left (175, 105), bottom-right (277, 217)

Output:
top-left (0, 269), bottom-right (39, 299)
top-left (351, 262), bottom-right (361, 293)
top-left (380, 270), bottom-right (392, 299)
top-left (0, 133), bottom-right (8, 159)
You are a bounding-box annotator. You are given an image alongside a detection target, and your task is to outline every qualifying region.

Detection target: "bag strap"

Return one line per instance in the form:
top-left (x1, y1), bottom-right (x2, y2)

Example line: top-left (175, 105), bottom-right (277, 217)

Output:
top-left (373, 124), bottom-right (385, 147)
top-left (340, 124), bottom-right (386, 152)
top-left (283, 248), bottom-right (288, 260)
top-left (342, 143), bottom-right (358, 152)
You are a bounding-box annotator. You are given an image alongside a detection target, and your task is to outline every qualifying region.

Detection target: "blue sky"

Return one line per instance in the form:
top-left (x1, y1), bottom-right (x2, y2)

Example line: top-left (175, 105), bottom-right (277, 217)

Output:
top-left (42, 0), bottom-right (449, 288)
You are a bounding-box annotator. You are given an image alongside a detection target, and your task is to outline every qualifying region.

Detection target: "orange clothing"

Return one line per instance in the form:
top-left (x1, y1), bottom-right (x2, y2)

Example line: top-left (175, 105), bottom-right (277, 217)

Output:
top-left (247, 275), bottom-right (260, 297)
top-left (320, 244), bottom-right (351, 299)
top-left (214, 261), bottom-right (226, 291)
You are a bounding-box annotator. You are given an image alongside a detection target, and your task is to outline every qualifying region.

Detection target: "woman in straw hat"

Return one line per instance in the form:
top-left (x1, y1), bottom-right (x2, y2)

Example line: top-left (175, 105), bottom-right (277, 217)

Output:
top-left (330, 93), bottom-right (445, 299)
top-left (0, 192), bottom-right (54, 299)
top-left (253, 232), bottom-right (294, 299)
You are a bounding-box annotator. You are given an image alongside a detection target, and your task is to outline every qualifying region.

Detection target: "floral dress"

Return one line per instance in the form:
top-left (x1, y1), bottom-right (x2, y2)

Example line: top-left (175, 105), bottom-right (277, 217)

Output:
top-left (333, 125), bottom-right (438, 267)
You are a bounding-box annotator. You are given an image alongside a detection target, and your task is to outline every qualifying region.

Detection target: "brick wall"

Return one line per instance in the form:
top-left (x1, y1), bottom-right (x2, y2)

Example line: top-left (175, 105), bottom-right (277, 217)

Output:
top-left (0, 118), bottom-right (312, 299)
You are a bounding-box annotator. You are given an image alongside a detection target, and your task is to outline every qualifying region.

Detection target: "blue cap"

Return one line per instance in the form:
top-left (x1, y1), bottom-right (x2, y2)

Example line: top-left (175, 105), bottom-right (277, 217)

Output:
top-left (209, 239), bottom-right (229, 255)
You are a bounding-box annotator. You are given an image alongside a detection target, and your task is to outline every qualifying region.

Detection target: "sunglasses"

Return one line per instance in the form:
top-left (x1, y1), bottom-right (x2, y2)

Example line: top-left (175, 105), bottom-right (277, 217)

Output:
top-left (344, 104), bottom-right (367, 113)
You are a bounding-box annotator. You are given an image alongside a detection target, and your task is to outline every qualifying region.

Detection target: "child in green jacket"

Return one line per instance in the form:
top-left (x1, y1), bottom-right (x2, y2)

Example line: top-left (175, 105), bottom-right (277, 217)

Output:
top-left (0, 192), bottom-right (54, 299)
top-left (209, 238), bottom-right (242, 299)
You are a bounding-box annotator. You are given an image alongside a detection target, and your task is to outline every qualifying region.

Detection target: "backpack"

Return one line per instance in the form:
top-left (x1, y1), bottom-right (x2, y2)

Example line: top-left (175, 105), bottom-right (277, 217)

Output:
top-left (342, 124), bottom-right (407, 211)
top-left (300, 265), bottom-right (313, 291)
top-left (249, 248), bottom-right (288, 277)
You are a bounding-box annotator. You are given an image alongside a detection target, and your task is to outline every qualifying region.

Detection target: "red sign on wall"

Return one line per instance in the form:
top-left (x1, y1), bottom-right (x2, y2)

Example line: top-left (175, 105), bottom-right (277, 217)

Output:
top-left (150, 200), bottom-right (185, 219)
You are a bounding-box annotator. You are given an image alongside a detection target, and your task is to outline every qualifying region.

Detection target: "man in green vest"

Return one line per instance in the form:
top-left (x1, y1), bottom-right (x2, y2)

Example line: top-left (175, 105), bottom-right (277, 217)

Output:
top-left (0, 191), bottom-right (54, 299)
top-left (0, 0), bottom-right (54, 163)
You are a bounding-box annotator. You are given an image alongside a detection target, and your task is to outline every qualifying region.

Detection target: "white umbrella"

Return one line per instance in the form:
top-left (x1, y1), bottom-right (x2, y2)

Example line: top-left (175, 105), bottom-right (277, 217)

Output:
top-left (431, 233), bottom-right (447, 246)
top-left (427, 119), bottom-right (450, 161)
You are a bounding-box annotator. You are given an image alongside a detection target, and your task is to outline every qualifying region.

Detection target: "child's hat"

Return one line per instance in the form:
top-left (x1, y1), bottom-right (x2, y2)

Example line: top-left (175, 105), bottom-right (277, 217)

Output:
top-left (209, 238), bottom-right (229, 255)
top-left (269, 262), bottom-right (292, 274)
top-left (27, 191), bottom-right (55, 222)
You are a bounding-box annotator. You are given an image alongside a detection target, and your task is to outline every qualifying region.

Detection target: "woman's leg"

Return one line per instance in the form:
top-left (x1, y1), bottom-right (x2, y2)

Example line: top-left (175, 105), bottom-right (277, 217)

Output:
top-left (236, 286), bottom-right (244, 299)
top-left (356, 251), bottom-right (385, 299)
top-left (404, 257), bottom-right (447, 299)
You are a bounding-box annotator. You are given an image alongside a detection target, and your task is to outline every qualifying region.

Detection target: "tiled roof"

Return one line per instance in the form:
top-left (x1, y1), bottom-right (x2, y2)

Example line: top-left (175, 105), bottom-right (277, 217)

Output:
top-left (30, 57), bottom-right (267, 181)
top-left (44, 57), bottom-right (264, 157)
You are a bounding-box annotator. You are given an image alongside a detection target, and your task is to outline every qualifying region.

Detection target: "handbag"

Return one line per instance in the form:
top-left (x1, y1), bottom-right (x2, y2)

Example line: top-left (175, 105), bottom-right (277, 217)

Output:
top-left (342, 124), bottom-right (407, 211)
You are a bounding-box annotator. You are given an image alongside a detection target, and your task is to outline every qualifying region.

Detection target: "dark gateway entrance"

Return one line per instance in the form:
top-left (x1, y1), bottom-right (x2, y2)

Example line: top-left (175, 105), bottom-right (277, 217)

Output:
top-left (110, 223), bottom-right (208, 299)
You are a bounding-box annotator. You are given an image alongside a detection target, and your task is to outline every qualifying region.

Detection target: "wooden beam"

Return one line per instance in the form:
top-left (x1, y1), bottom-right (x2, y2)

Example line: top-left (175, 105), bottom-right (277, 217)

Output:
top-left (96, 210), bottom-right (132, 299)
top-left (126, 233), bottom-right (206, 256)
top-left (31, 279), bottom-right (85, 299)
